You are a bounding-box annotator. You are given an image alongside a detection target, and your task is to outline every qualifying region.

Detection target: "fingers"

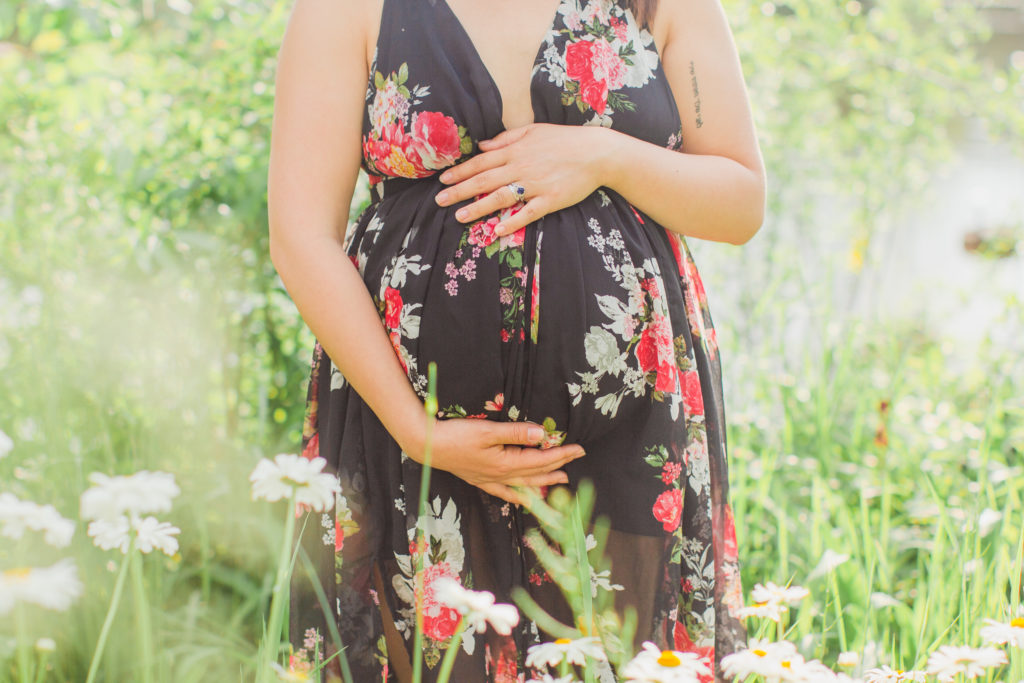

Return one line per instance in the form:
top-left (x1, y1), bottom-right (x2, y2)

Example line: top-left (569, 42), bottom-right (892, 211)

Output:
top-left (498, 443), bottom-right (585, 479)
top-left (438, 147), bottom-right (503, 186)
top-left (500, 421), bottom-right (548, 447)
top-left (506, 470), bottom-right (569, 488)
top-left (494, 197), bottom-right (545, 237)
top-left (478, 482), bottom-right (528, 507)
top-left (478, 125), bottom-right (531, 151)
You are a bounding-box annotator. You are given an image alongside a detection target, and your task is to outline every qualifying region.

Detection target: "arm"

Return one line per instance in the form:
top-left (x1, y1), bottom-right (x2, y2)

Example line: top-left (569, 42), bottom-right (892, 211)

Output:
top-left (598, 0), bottom-right (766, 245)
top-left (266, 0), bottom-right (584, 504)
top-left (267, 0), bottom-right (427, 457)
top-left (446, 0), bottom-right (766, 245)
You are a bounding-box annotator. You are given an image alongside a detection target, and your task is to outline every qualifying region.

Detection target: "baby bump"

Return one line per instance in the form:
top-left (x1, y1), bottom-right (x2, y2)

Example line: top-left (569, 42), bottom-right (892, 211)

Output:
top-left (355, 187), bottom-right (698, 510)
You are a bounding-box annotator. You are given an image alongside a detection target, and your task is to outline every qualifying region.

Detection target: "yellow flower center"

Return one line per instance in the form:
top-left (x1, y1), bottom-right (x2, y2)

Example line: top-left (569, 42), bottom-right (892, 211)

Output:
top-left (753, 649), bottom-right (768, 657)
top-left (1011, 618), bottom-right (1024, 628)
top-left (782, 660), bottom-right (792, 669)
top-left (555, 638), bottom-right (572, 645)
top-left (2, 567), bottom-right (32, 581)
top-left (657, 651), bottom-right (682, 667)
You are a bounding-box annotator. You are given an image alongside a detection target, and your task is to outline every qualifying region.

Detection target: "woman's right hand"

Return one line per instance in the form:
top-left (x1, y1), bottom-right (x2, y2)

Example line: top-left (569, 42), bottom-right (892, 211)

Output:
top-left (405, 417), bottom-right (586, 506)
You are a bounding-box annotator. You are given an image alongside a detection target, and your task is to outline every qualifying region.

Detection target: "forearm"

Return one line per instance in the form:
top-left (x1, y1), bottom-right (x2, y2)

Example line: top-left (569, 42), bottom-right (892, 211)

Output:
top-left (595, 126), bottom-right (765, 246)
top-left (269, 231), bottom-right (429, 459)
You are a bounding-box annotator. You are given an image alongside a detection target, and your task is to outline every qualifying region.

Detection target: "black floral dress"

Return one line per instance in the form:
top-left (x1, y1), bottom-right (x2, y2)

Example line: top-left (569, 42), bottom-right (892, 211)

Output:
top-left (288, 0), bottom-right (747, 680)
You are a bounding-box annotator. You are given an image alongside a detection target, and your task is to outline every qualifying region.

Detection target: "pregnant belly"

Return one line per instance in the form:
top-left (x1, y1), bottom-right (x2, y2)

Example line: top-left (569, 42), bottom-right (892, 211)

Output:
top-left (350, 181), bottom-right (696, 453)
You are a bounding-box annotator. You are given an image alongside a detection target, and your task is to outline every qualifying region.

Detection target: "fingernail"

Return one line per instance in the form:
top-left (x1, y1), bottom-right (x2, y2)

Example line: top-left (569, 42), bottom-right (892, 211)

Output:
top-left (456, 208), bottom-right (468, 220)
top-left (439, 172), bottom-right (452, 183)
top-left (494, 222), bottom-right (505, 234)
top-left (574, 447), bottom-right (586, 458)
top-left (436, 191), bottom-right (449, 204)
top-left (527, 426), bottom-right (545, 443)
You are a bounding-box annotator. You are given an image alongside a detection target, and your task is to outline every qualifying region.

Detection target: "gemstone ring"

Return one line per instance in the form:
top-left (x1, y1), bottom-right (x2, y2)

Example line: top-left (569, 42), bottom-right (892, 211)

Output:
top-left (505, 182), bottom-right (526, 201)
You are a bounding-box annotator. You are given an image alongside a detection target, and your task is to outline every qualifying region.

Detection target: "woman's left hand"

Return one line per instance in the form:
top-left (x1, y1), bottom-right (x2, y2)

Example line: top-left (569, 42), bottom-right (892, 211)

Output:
top-left (433, 123), bottom-right (613, 237)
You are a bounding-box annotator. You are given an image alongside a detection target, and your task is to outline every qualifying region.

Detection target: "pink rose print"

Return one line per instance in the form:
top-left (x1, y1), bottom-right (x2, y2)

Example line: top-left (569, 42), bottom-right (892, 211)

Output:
top-left (635, 314), bottom-right (678, 393)
top-left (681, 369), bottom-right (704, 416)
top-left (468, 216), bottom-right (500, 247)
top-left (564, 37), bottom-right (627, 114)
top-left (383, 286), bottom-right (403, 330)
top-left (652, 488), bottom-right (682, 532)
top-left (408, 110), bottom-right (462, 169)
top-left (419, 563), bottom-right (463, 642)
top-left (335, 517), bottom-right (345, 553)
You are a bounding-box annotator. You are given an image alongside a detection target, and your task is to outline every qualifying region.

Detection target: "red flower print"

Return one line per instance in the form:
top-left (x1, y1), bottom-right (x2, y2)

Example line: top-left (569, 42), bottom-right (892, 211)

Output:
top-left (672, 623), bottom-right (715, 683)
top-left (661, 460), bottom-right (682, 485)
top-left (408, 110), bottom-right (462, 169)
top-left (682, 577), bottom-right (694, 593)
top-left (652, 488), bottom-right (682, 532)
top-left (335, 517), bottom-right (345, 553)
top-left (484, 393), bottom-right (504, 412)
top-left (419, 563), bottom-right (463, 642)
top-left (681, 370), bottom-right (704, 416)
top-left (389, 330), bottom-right (408, 373)
top-left (635, 315), bottom-right (677, 393)
top-left (301, 432), bottom-right (320, 462)
top-left (383, 287), bottom-right (403, 330)
top-left (609, 16), bottom-right (629, 42)
top-left (723, 502), bottom-right (738, 560)
top-left (467, 213), bottom-right (501, 247)
top-left (564, 37), bottom-right (627, 114)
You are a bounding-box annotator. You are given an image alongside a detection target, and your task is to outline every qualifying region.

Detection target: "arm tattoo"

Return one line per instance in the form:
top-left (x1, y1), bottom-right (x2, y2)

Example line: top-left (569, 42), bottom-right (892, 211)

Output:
top-left (689, 60), bottom-right (703, 128)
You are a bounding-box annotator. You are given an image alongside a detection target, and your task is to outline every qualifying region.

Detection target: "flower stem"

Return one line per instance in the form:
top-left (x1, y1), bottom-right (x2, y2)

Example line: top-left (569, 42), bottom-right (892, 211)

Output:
top-left (260, 489), bottom-right (298, 683)
top-left (15, 601), bottom-right (33, 683)
top-left (435, 617), bottom-right (465, 683)
top-left (130, 543), bottom-right (156, 683)
top-left (85, 555), bottom-right (131, 683)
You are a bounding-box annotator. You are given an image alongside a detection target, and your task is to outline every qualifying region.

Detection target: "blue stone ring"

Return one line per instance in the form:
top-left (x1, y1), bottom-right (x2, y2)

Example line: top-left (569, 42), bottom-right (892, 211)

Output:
top-left (505, 182), bottom-right (527, 200)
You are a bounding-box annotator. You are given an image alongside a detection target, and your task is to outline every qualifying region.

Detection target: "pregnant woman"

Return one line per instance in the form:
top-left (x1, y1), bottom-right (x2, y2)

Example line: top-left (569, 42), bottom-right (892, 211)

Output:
top-left (267, 0), bottom-right (765, 680)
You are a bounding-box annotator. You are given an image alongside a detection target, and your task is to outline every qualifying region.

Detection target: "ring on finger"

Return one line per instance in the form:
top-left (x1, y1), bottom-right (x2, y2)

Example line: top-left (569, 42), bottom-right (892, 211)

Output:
top-left (505, 182), bottom-right (526, 202)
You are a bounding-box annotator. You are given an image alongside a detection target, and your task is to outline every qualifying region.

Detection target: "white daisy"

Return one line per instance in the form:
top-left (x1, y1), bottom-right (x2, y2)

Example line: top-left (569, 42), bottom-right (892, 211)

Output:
top-left (751, 581), bottom-right (810, 607)
top-left (620, 641), bottom-right (711, 683)
top-left (0, 429), bottom-right (12, 459)
top-left (35, 637), bottom-right (56, 652)
top-left (249, 454), bottom-right (340, 512)
top-left (87, 514), bottom-right (180, 555)
top-left (736, 600), bottom-right (784, 621)
top-left (721, 638), bottom-right (805, 681)
top-left (527, 675), bottom-right (579, 683)
top-left (525, 636), bottom-right (607, 670)
top-left (837, 651), bottom-right (860, 668)
top-left (133, 516), bottom-right (181, 555)
top-left (862, 665), bottom-right (928, 683)
top-left (980, 616), bottom-right (1024, 648)
top-left (0, 492), bottom-right (75, 548)
top-left (80, 470), bottom-right (180, 521)
top-left (0, 558), bottom-right (83, 614)
top-left (432, 577), bottom-right (520, 635)
top-left (924, 645), bottom-right (1007, 682)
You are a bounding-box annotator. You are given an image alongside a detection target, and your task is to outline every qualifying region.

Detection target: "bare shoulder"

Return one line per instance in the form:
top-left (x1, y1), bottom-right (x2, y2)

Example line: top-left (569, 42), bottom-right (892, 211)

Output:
top-left (267, 0), bottom-right (376, 245)
top-left (654, 0), bottom-right (764, 177)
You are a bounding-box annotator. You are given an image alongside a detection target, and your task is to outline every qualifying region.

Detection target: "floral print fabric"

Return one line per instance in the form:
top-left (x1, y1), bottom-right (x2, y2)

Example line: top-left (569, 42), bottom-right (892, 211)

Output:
top-left (288, 0), bottom-right (746, 680)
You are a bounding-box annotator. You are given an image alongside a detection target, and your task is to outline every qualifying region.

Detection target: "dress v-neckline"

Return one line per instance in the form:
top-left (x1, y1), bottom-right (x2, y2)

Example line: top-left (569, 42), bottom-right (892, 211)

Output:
top-left (436, 0), bottom-right (564, 132)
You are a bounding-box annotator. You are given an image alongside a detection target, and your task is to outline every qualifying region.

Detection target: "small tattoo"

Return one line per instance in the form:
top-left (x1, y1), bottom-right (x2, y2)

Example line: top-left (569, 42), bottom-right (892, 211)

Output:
top-left (689, 60), bottom-right (703, 128)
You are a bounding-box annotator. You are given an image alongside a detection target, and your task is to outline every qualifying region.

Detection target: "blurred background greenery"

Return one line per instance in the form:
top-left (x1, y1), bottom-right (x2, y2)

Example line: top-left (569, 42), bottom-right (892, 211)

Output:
top-left (1, 0), bottom-right (1023, 680)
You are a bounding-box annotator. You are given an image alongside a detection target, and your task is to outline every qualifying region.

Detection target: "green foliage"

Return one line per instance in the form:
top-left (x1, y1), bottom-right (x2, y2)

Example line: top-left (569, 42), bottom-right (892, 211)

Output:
top-left (1, 0), bottom-right (1023, 679)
